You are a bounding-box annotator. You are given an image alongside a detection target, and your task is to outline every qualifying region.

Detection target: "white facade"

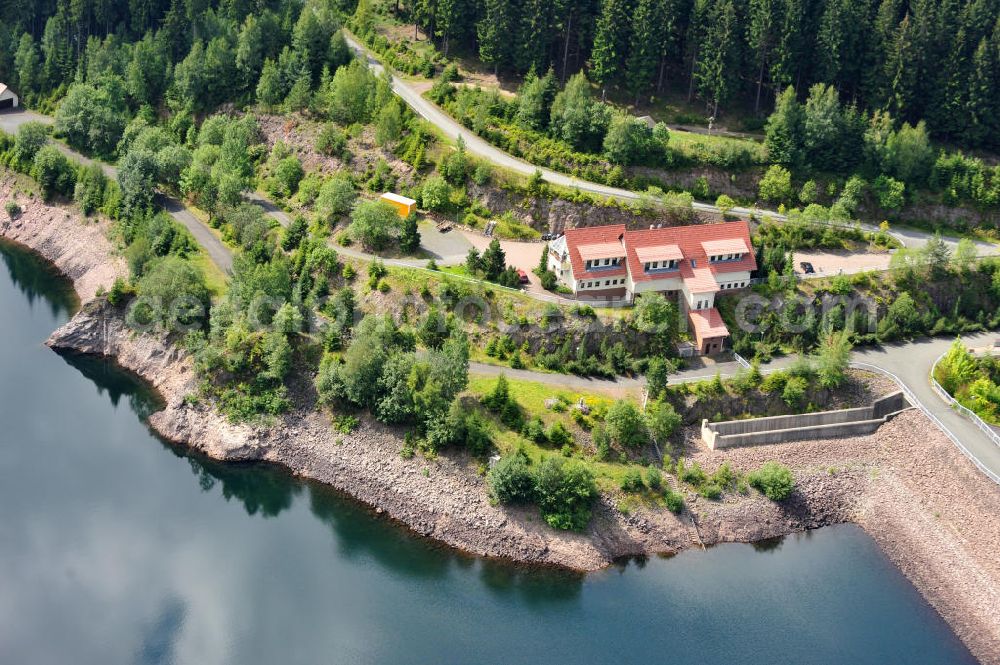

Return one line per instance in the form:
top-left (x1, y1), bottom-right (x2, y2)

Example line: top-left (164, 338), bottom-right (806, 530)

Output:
top-left (0, 84), bottom-right (18, 109)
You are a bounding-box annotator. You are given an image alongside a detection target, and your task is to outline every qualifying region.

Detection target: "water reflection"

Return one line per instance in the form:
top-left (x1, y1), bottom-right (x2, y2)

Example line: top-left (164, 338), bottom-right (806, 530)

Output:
top-left (0, 239), bottom-right (979, 665)
top-left (57, 351), bottom-right (165, 420)
top-left (0, 237), bottom-right (78, 318)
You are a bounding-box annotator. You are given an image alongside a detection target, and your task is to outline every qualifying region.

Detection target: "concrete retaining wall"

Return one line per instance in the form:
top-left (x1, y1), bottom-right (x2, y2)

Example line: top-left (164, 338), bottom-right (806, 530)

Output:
top-left (702, 392), bottom-right (910, 450)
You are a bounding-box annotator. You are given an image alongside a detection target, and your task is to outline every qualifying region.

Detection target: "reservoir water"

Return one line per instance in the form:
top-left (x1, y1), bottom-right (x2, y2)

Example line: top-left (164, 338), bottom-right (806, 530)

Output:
top-left (0, 238), bottom-right (977, 665)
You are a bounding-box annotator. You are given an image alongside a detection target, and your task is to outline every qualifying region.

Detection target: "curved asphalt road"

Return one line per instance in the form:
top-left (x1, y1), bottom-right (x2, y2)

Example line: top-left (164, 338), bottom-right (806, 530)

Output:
top-left (343, 33), bottom-right (1000, 258)
top-left (472, 331), bottom-right (1000, 484)
top-left (0, 109), bottom-right (234, 273)
top-left (6, 98), bottom-right (1000, 481)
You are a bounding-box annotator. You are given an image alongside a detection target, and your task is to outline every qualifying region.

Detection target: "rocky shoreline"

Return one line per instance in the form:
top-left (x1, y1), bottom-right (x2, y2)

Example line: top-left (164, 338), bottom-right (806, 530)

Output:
top-left (3, 186), bottom-right (998, 663)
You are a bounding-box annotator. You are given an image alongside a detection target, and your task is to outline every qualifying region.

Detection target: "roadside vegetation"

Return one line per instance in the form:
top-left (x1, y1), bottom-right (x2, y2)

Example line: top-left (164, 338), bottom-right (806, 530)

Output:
top-left (350, 0), bottom-right (1000, 232)
top-left (726, 231), bottom-right (1000, 361)
top-left (935, 339), bottom-right (1000, 426)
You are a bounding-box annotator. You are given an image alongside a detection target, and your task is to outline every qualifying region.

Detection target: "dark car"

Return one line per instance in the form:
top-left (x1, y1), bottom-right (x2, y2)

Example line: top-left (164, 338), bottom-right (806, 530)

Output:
top-left (800, 261), bottom-right (815, 274)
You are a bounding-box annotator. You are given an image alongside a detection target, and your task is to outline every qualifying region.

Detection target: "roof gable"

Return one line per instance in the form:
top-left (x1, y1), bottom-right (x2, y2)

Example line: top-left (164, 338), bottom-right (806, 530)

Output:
top-left (625, 221), bottom-right (756, 283)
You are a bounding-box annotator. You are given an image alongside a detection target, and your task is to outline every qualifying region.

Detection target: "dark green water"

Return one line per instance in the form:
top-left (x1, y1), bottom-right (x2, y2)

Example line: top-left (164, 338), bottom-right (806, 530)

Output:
top-left (0, 238), bottom-right (977, 665)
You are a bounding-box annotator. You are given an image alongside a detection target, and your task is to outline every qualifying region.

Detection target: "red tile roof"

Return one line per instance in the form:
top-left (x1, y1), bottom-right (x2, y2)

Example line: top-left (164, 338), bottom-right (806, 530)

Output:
top-left (689, 308), bottom-right (729, 340)
top-left (702, 237), bottom-right (750, 256)
top-left (625, 221), bottom-right (756, 283)
top-left (634, 244), bottom-right (683, 263)
top-left (683, 266), bottom-right (721, 293)
top-left (563, 224), bottom-right (628, 280)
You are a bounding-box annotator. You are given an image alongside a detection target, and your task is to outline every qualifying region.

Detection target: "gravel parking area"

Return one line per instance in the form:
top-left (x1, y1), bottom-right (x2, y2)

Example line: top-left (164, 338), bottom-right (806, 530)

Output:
top-left (794, 249), bottom-right (892, 278)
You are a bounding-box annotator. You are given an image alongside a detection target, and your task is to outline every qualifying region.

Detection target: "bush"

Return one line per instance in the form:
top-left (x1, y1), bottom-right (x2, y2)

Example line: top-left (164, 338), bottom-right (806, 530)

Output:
top-left (620, 467), bottom-right (645, 492)
top-left (759, 165), bottom-right (794, 202)
top-left (32, 146), bottom-right (77, 200)
top-left (781, 375), bottom-right (808, 407)
top-left (316, 123), bottom-right (348, 158)
top-left (646, 465), bottom-right (663, 490)
top-left (486, 453), bottom-right (535, 503)
top-left (4, 200), bottom-right (21, 219)
top-left (605, 399), bottom-right (647, 448)
top-left (13, 122), bottom-right (49, 166)
top-left (699, 483), bottom-right (722, 500)
top-left (421, 175), bottom-right (450, 211)
top-left (546, 420), bottom-right (573, 447)
top-left (664, 489), bottom-right (685, 513)
top-left (533, 457), bottom-right (598, 531)
top-left (748, 461), bottom-right (795, 501)
top-left (349, 199), bottom-right (399, 250)
top-left (272, 156), bottom-right (304, 198)
top-left (316, 174), bottom-right (357, 222)
top-left (134, 256), bottom-right (209, 329)
top-left (676, 458), bottom-right (707, 486)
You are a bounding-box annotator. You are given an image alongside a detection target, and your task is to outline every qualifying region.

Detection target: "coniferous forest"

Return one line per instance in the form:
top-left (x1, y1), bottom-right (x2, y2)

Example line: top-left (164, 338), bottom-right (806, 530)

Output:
top-left (407, 0), bottom-right (1000, 151)
top-left (2, 0), bottom-right (999, 152)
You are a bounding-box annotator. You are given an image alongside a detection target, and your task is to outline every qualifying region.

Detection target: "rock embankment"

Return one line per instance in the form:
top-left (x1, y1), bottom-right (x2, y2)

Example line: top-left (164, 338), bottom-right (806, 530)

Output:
top-left (1, 175), bottom-right (125, 301)
top-left (4, 182), bottom-right (999, 663)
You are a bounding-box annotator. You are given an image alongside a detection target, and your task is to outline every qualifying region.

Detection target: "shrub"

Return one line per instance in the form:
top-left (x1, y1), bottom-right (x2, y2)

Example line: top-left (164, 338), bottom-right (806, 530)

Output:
top-left (273, 156), bottom-right (304, 197)
top-left (4, 200), bottom-right (21, 219)
top-left (523, 417), bottom-right (547, 443)
top-left (546, 420), bottom-right (573, 447)
top-left (781, 375), bottom-right (808, 407)
top-left (333, 414), bottom-right (359, 433)
top-left (646, 465), bottom-right (663, 490)
top-left (664, 489), bottom-right (685, 513)
top-left (620, 467), bottom-right (645, 492)
top-left (605, 399), bottom-right (647, 448)
top-left (32, 146), bottom-right (77, 200)
top-left (316, 124), bottom-right (348, 157)
top-left (350, 199), bottom-right (399, 250)
top-left (748, 461), bottom-right (795, 501)
top-left (488, 454), bottom-right (536, 504)
top-left (676, 459), bottom-right (707, 486)
top-left (13, 122), bottom-right (49, 166)
top-left (534, 457), bottom-right (598, 530)
top-left (699, 483), bottom-right (722, 499)
top-left (421, 175), bottom-right (450, 211)
top-left (134, 256), bottom-right (209, 329)
top-left (759, 165), bottom-right (794, 202)
top-left (645, 400), bottom-right (681, 442)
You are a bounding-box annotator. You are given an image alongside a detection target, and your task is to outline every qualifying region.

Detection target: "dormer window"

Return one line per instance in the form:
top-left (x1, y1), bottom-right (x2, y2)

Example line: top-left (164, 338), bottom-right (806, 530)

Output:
top-left (643, 259), bottom-right (679, 272)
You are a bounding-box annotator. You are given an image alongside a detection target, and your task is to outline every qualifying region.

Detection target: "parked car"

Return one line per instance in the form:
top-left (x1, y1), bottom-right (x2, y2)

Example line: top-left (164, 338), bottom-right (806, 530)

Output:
top-left (516, 269), bottom-right (529, 284)
top-left (799, 261), bottom-right (815, 274)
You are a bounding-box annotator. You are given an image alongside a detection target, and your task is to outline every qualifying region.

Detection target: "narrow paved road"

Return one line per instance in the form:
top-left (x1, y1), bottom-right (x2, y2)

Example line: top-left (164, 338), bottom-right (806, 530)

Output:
top-left (6, 105), bottom-right (1000, 481)
top-left (0, 109), bottom-right (234, 273)
top-left (344, 34), bottom-right (1000, 258)
top-left (853, 333), bottom-right (1000, 482)
top-left (473, 333), bottom-right (1000, 484)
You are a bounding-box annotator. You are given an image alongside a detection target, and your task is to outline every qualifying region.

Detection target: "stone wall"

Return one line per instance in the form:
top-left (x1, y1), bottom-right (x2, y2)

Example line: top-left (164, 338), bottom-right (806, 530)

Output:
top-left (701, 392), bottom-right (910, 449)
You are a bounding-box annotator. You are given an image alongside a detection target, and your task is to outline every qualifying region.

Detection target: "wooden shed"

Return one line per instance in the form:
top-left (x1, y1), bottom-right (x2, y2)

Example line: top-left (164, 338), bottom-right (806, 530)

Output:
top-left (0, 83), bottom-right (18, 109)
top-left (379, 192), bottom-right (417, 218)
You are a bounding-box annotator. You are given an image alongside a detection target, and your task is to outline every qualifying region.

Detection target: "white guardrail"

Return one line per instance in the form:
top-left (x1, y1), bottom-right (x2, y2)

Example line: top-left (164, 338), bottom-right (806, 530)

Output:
top-left (929, 354), bottom-right (1000, 450)
top-left (850, 361), bottom-right (1000, 485)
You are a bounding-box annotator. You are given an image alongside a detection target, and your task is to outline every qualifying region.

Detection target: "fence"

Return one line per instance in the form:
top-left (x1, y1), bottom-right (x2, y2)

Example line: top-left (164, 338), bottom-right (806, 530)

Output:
top-left (929, 354), bottom-right (1000, 449)
top-left (850, 361), bottom-right (1000, 485)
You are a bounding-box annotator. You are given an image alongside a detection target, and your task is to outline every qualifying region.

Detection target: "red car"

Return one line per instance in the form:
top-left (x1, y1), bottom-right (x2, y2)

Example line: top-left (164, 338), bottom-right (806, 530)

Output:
top-left (516, 269), bottom-right (529, 284)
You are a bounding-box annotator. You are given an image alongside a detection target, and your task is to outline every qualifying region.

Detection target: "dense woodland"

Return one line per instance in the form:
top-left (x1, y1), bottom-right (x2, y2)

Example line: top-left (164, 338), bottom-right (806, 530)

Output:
top-left (379, 0), bottom-right (1000, 152)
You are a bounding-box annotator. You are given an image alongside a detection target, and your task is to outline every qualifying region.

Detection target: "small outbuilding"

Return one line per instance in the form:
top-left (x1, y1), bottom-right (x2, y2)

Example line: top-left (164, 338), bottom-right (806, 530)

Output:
top-left (379, 192), bottom-right (417, 218)
top-left (0, 83), bottom-right (18, 109)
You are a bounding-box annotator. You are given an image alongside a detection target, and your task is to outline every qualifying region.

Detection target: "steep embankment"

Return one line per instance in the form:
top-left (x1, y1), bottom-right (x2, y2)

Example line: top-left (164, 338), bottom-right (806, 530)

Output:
top-left (2, 179), bottom-right (998, 663)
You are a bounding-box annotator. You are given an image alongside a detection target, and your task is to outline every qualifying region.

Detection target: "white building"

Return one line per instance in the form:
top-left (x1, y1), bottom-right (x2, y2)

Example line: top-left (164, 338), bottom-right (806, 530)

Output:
top-left (0, 83), bottom-right (18, 109)
top-left (548, 220), bottom-right (756, 354)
